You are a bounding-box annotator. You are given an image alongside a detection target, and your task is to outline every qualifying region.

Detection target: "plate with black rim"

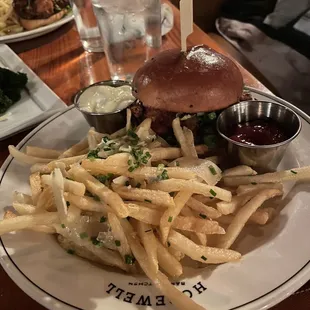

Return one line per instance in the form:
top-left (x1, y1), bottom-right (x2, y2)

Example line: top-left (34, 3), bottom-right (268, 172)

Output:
top-left (0, 87), bottom-right (310, 310)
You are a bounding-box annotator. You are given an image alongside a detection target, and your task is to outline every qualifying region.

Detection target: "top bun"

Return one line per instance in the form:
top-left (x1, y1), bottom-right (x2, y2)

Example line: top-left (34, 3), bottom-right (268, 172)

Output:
top-left (132, 45), bottom-right (244, 113)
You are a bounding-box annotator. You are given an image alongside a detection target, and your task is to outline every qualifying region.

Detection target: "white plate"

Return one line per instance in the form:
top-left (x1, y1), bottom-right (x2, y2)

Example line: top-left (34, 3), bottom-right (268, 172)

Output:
top-left (0, 44), bottom-right (66, 140)
top-left (0, 14), bottom-right (73, 44)
top-left (0, 88), bottom-right (310, 310)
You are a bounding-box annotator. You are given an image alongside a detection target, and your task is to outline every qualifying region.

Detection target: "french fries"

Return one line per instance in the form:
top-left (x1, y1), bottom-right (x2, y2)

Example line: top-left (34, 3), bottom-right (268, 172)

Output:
top-left (223, 166), bottom-right (310, 186)
top-left (4, 113), bottom-right (303, 310)
top-left (26, 146), bottom-right (62, 159)
top-left (112, 185), bottom-right (175, 208)
top-left (148, 179), bottom-right (232, 202)
top-left (216, 189), bottom-right (282, 249)
top-left (159, 191), bottom-right (192, 244)
top-left (222, 165), bottom-right (257, 177)
top-left (168, 230), bottom-right (241, 264)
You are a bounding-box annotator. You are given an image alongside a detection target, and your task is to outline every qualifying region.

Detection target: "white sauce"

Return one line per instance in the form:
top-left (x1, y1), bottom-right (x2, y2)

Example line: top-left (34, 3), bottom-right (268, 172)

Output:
top-left (78, 85), bottom-right (135, 114)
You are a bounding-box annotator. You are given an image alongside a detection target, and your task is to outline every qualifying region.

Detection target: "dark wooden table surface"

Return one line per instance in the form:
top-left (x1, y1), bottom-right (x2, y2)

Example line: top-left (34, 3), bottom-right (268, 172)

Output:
top-left (0, 2), bottom-right (309, 310)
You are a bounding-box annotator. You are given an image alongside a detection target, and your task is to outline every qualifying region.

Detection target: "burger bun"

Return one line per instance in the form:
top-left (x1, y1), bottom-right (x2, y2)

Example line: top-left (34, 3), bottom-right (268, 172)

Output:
top-left (19, 9), bottom-right (68, 31)
top-left (132, 45), bottom-right (244, 113)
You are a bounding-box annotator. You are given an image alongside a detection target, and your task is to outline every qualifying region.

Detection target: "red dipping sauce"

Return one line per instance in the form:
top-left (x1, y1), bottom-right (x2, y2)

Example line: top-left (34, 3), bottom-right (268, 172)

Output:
top-left (229, 119), bottom-right (287, 146)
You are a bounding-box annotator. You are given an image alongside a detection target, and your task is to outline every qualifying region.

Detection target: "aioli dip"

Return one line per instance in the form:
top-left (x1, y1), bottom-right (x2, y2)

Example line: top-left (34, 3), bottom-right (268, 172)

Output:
top-left (78, 85), bottom-right (135, 114)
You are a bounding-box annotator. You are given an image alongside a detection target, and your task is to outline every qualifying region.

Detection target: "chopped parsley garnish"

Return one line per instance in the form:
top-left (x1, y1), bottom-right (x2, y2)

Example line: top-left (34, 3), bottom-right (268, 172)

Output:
top-left (144, 199), bottom-right (152, 203)
top-left (136, 182), bottom-right (141, 188)
top-left (102, 136), bottom-right (110, 143)
top-left (125, 254), bottom-right (136, 265)
top-left (209, 189), bottom-right (217, 197)
top-left (175, 161), bottom-right (180, 167)
top-left (66, 201), bottom-right (70, 207)
top-left (127, 129), bottom-right (138, 140)
top-left (79, 232), bottom-right (88, 239)
top-left (61, 223), bottom-right (66, 229)
top-left (207, 112), bottom-right (217, 120)
top-left (128, 160), bottom-right (132, 165)
top-left (100, 216), bottom-right (107, 223)
top-left (251, 182), bottom-right (257, 185)
top-left (96, 174), bottom-right (114, 185)
top-left (157, 169), bottom-right (169, 181)
top-left (128, 166), bottom-right (135, 172)
top-left (87, 149), bottom-right (100, 159)
top-left (103, 147), bottom-right (111, 152)
top-left (208, 165), bottom-right (217, 176)
top-left (115, 240), bottom-right (121, 247)
top-left (91, 237), bottom-right (103, 247)
top-left (127, 147), bottom-right (151, 172)
top-left (168, 216), bottom-right (173, 223)
top-left (199, 214), bottom-right (207, 219)
top-left (201, 255), bottom-right (207, 261)
top-left (291, 170), bottom-right (297, 174)
top-left (125, 181), bottom-right (130, 186)
top-left (67, 249), bottom-right (75, 255)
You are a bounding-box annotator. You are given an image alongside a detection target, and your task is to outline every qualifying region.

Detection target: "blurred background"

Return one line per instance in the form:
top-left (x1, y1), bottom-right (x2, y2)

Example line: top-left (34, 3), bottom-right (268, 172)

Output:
top-left (171, 0), bottom-right (310, 115)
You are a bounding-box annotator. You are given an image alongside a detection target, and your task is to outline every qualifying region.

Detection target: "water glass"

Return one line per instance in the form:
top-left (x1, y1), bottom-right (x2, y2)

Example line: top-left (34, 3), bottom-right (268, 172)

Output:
top-left (70, 0), bottom-right (104, 52)
top-left (92, 0), bottom-right (162, 81)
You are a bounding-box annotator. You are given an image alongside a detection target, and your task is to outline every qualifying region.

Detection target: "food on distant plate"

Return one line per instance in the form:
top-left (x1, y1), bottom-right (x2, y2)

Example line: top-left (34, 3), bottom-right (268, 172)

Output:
top-left (229, 119), bottom-right (287, 146)
top-left (3, 110), bottom-right (309, 310)
top-left (0, 67), bottom-right (28, 114)
top-left (13, 0), bottom-right (70, 30)
top-left (0, 0), bottom-right (70, 35)
top-left (130, 45), bottom-right (245, 147)
top-left (78, 84), bottom-right (135, 114)
top-left (0, 0), bottom-right (22, 35)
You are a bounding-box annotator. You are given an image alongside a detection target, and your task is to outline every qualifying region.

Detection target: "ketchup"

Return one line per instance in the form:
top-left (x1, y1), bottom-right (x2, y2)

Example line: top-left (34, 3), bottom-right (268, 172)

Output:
top-left (229, 119), bottom-right (287, 146)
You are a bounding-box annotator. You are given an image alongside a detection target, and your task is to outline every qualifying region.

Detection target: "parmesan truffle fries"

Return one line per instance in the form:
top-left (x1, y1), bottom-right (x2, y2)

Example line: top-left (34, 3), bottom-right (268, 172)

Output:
top-left (3, 111), bottom-right (308, 310)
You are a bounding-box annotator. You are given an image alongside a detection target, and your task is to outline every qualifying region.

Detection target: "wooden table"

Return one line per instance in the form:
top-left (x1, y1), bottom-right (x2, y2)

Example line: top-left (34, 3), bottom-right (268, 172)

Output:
top-left (0, 3), bottom-right (309, 310)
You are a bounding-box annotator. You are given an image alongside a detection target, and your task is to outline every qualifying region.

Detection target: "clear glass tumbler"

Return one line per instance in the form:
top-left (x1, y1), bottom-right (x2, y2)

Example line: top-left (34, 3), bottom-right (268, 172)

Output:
top-left (70, 0), bottom-right (104, 52)
top-left (92, 0), bottom-right (162, 81)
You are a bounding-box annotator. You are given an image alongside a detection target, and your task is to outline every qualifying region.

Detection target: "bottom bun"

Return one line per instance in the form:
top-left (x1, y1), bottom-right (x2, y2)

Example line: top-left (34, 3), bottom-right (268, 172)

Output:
top-left (19, 9), bottom-right (68, 31)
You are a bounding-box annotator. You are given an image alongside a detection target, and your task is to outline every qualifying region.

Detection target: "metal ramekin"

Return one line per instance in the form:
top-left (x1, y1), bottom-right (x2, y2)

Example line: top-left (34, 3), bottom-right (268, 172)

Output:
top-left (74, 80), bottom-right (134, 134)
top-left (217, 101), bottom-right (301, 172)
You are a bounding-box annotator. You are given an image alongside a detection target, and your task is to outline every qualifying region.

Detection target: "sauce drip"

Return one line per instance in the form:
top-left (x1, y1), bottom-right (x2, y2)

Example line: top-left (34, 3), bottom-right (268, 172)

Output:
top-left (229, 119), bottom-right (287, 146)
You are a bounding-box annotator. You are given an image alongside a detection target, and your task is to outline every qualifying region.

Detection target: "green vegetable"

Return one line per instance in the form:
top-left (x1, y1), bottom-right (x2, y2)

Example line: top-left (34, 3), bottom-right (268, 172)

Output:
top-left (66, 201), bottom-right (70, 207)
top-left (144, 199), bottom-right (152, 203)
top-left (199, 214), bottom-right (207, 219)
top-left (125, 181), bottom-right (130, 186)
top-left (157, 169), bottom-right (169, 181)
top-left (0, 90), bottom-right (13, 114)
top-left (91, 237), bottom-right (103, 247)
top-left (208, 165), bottom-right (217, 176)
top-left (201, 255), bottom-right (207, 261)
top-left (61, 224), bottom-right (66, 229)
top-left (251, 182), bottom-right (257, 185)
top-left (168, 216), bottom-right (173, 223)
top-left (96, 174), bottom-right (114, 185)
top-left (87, 149), bottom-right (100, 159)
top-left (209, 189), bottom-right (217, 197)
top-left (79, 232), bottom-right (88, 239)
top-left (0, 68), bottom-right (28, 114)
top-left (125, 254), bottom-right (136, 265)
top-left (100, 216), bottom-right (107, 223)
top-left (67, 249), bottom-right (75, 255)
top-left (115, 240), bottom-right (121, 247)
top-left (291, 170), bottom-right (297, 174)
top-left (136, 182), bottom-right (141, 188)
top-left (175, 161), bottom-right (180, 167)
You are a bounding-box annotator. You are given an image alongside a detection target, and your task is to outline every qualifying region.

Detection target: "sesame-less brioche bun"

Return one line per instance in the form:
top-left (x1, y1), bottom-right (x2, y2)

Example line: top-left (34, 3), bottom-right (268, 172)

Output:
top-left (19, 9), bottom-right (67, 31)
top-left (132, 45), bottom-right (244, 113)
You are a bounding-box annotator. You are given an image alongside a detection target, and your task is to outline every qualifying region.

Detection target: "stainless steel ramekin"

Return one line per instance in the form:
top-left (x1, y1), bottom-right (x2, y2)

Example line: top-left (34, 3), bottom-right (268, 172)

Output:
top-left (217, 101), bottom-right (301, 171)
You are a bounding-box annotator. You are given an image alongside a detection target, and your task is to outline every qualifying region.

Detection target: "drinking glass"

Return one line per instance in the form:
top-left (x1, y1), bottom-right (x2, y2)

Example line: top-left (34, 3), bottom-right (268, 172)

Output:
top-left (70, 0), bottom-right (104, 52)
top-left (92, 0), bottom-right (162, 81)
